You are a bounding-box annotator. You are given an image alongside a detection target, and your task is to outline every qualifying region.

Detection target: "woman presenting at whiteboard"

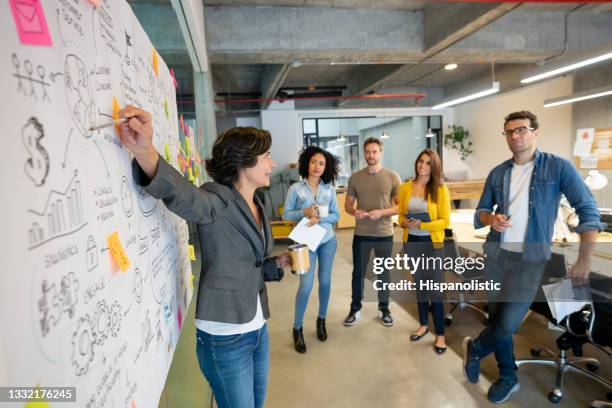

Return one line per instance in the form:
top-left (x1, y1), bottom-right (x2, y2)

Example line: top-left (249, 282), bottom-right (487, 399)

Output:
top-left (117, 105), bottom-right (290, 408)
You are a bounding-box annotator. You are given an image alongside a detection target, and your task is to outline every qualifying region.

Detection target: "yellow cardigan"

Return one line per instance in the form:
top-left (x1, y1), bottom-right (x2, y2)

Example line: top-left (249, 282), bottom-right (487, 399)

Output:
top-left (397, 180), bottom-right (451, 248)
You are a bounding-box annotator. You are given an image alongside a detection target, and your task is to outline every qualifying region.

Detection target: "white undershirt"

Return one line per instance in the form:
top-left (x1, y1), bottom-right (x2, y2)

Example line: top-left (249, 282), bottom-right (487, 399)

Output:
top-left (501, 160), bottom-right (534, 253)
top-left (195, 226), bottom-right (267, 335)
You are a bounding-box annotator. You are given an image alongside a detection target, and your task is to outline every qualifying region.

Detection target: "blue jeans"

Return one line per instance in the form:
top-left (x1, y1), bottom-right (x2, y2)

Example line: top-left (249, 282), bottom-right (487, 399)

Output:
top-left (351, 235), bottom-right (393, 312)
top-left (404, 235), bottom-right (445, 336)
top-left (294, 237), bottom-right (337, 329)
top-left (471, 250), bottom-right (546, 380)
top-left (196, 324), bottom-right (269, 408)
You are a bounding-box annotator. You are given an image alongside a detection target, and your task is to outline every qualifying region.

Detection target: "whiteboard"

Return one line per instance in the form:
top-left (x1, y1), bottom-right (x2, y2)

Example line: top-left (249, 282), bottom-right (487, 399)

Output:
top-left (0, 1), bottom-right (193, 407)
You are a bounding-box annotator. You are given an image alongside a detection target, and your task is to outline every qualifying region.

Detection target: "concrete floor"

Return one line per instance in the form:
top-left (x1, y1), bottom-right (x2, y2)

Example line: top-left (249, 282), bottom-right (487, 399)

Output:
top-left (162, 228), bottom-right (611, 407)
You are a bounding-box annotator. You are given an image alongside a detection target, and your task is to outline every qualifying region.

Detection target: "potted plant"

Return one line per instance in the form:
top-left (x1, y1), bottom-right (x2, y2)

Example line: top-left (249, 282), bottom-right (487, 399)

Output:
top-left (444, 125), bottom-right (473, 161)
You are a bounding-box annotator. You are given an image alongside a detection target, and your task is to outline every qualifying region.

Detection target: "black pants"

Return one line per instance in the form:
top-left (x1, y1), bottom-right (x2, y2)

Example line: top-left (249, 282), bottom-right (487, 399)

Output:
top-left (351, 235), bottom-right (393, 312)
top-left (403, 235), bottom-right (445, 336)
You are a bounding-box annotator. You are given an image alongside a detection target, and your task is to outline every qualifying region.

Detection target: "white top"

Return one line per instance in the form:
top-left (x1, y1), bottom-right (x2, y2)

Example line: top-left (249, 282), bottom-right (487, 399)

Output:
top-left (407, 196), bottom-right (430, 236)
top-left (195, 225), bottom-right (268, 335)
top-left (501, 160), bottom-right (534, 253)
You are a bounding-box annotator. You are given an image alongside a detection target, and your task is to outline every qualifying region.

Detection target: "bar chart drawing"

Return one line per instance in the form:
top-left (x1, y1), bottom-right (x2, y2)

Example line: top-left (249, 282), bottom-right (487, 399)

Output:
top-left (28, 170), bottom-right (88, 250)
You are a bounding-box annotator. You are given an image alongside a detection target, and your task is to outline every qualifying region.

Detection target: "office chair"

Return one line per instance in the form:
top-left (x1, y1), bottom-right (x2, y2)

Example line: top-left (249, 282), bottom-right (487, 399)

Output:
top-left (442, 228), bottom-right (489, 326)
top-left (515, 258), bottom-right (612, 404)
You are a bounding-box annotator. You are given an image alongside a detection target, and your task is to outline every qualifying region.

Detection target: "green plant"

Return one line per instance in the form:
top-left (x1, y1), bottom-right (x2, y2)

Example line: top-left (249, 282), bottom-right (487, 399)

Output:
top-left (444, 125), bottom-right (473, 161)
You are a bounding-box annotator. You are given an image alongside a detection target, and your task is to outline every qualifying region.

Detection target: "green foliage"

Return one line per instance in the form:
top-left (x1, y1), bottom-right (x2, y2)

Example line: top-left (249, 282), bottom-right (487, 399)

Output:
top-left (444, 125), bottom-right (473, 161)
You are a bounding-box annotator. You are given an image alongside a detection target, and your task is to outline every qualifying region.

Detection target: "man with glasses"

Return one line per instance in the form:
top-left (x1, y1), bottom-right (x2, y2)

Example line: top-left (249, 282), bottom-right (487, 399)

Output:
top-left (462, 111), bottom-right (603, 403)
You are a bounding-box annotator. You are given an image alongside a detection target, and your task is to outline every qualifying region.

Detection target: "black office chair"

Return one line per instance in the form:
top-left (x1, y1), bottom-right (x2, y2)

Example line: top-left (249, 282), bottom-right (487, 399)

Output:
top-left (515, 257), bottom-right (612, 405)
top-left (443, 228), bottom-right (489, 326)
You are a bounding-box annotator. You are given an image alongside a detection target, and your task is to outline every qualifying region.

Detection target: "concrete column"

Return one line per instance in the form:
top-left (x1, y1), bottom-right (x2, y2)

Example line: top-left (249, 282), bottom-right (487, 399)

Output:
top-left (193, 71), bottom-right (217, 169)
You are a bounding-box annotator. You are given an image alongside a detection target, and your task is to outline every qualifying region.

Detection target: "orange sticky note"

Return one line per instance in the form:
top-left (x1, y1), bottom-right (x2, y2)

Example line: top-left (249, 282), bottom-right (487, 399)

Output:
top-left (107, 231), bottom-right (130, 272)
top-left (88, 0), bottom-right (100, 7)
top-left (112, 96), bottom-right (121, 134)
top-left (152, 48), bottom-right (159, 77)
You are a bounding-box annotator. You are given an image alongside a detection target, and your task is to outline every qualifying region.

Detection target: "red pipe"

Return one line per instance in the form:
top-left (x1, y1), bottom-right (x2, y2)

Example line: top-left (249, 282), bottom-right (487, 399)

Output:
top-left (214, 93), bottom-right (427, 104)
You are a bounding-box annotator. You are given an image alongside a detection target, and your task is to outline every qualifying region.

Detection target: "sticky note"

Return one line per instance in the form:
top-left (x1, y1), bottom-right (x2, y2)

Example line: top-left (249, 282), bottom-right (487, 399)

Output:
top-left (194, 165), bottom-right (200, 178)
top-left (170, 68), bottom-right (178, 89)
top-left (130, 400), bottom-right (137, 408)
top-left (185, 137), bottom-right (191, 156)
top-left (112, 96), bottom-right (121, 134)
top-left (164, 97), bottom-right (169, 118)
top-left (152, 48), bottom-right (159, 77)
top-left (190, 273), bottom-right (195, 290)
top-left (164, 143), bottom-right (170, 161)
top-left (87, 0), bottom-right (100, 7)
top-left (177, 308), bottom-right (183, 330)
top-left (179, 114), bottom-right (185, 135)
top-left (9, 0), bottom-right (53, 47)
top-left (188, 168), bottom-right (194, 183)
top-left (107, 231), bottom-right (130, 272)
top-left (188, 244), bottom-right (196, 261)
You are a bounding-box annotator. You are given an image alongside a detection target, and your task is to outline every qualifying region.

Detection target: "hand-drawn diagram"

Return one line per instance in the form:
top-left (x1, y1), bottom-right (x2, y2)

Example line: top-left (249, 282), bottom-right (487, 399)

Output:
top-left (22, 117), bottom-right (50, 187)
top-left (132, 267), bottom-right (148, 304)
top-left (121, 175), bottom-right (134, 218)
top-left (38, 272), bottom-right (80, 337)
top-left (137, 185), bottom-right (158, 217)
top-left (12, 53), bottom-right (53, 102)
top-left (64, 54), bottom-right (95, 138)
top-left (27, 170), bottom-right (87, 250)
top-left (86, 235), bottom-right (99, 271)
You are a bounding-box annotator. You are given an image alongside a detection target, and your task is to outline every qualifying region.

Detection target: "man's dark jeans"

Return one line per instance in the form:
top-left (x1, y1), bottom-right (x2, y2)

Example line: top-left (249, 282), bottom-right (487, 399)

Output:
top-left (351, 234), bottom-right (393, 312)
top-left (471, 249), bottom-right (546, 380)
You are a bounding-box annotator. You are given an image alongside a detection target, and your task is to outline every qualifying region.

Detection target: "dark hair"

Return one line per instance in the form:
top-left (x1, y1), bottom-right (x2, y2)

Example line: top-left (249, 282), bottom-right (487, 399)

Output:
top-left (504, 111), bottom-right (539, 129)
top-left (205, 127), bottom-right (272, 186)
top-left (414, 148), bottom-right (443, 203)
top-left (298, 146), bottom-right (340, 185)
top-left (363, 137), bottom-right (383, 150)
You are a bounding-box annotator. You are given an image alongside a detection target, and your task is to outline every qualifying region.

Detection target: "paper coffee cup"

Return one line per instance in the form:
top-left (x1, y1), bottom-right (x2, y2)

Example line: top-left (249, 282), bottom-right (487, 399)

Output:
top-left (317, 205), bottom-right (329, 217)
top-left (288, 244), bottom-right (310, 275)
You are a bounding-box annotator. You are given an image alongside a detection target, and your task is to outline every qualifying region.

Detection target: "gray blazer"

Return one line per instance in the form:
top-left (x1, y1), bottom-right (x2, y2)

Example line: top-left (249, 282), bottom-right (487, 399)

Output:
top-left (132, 156), bottom-right (283, 324)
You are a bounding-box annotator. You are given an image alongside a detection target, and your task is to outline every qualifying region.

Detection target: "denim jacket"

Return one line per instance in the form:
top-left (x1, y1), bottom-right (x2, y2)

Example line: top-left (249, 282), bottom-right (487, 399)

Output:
top-left (282, 180), bottom-right (340, 244)
top-left (474, 149), bottom-right (604, 262)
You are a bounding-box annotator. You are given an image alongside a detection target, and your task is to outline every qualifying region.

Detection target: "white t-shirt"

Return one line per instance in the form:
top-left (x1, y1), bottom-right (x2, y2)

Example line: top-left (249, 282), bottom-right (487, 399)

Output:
top-left (501, 160), bottom-right (534, 252)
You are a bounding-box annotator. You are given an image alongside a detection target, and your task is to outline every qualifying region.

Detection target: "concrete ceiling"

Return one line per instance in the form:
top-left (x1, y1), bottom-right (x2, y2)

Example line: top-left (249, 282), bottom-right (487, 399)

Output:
top-left (129, 0), bottom-right (612, 115)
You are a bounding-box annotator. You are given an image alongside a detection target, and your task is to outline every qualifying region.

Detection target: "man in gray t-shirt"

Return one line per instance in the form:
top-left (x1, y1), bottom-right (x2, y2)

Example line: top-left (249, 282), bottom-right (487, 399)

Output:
top-left (344, 137), bottom-right (400, 327)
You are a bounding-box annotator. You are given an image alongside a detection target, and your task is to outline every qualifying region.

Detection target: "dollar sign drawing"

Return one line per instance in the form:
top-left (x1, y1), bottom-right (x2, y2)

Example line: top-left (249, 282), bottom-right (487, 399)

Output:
top-left (22, 117), bottom-right (50, 187)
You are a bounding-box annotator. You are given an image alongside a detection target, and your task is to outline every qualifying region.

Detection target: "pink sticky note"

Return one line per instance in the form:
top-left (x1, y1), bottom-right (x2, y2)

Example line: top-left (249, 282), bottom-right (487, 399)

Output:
top-left (88, 0), bottom-right (100, 7)
top-left (9, 0), bottom-right (53, 47)
top-left (177, 308), bottom-right (183, 330)
top-left (170, 68), bottom-right (179, 89)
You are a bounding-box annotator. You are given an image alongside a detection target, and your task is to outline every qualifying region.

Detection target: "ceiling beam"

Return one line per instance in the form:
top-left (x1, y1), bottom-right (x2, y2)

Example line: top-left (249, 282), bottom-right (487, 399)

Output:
top-left (260, 64), bottom-right (292, 110)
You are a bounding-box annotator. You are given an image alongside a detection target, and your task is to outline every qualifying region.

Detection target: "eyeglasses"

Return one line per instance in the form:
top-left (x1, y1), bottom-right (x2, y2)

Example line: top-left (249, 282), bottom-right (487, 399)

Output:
top-left (501, 126), bottom-right (534, 137)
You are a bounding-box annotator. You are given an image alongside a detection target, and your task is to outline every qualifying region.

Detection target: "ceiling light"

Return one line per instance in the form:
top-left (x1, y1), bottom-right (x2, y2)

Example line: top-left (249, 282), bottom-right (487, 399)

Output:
top-left (521, 48), bottom-right (612, 84)
top-left (425, 128), bottom-right (436, 138)
top-left (432, 82), bottom-right (500, 110)
top-left (543, 84), bottom-right (612, 108)
top-left (381, 129), bottom-right (390, 139)
top-left (444, 63), bottom-right (458, 71)
top-left (291, 59), bottom-right (303, 68)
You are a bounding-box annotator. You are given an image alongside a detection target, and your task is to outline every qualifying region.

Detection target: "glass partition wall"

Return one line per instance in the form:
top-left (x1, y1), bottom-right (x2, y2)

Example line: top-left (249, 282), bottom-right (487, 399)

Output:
top-left (303, 116), bottom-right (443, 187)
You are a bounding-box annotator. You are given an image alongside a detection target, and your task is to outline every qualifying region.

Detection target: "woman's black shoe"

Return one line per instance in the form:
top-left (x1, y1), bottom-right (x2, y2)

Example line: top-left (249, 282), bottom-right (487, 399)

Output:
top-left (293, 327), bottom-right (307, 353)
top-left (410, 328), bottom-right (429, 342)
top-left (316, 317), bottom-right (327, 342)
top-left (434, 345), bottom-right (447, 355)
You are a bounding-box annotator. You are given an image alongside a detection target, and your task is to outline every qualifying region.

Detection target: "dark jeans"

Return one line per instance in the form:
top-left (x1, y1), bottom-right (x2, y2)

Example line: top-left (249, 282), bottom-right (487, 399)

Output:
top-left (196, 324), bottom-right (269, 408)
top-left (471, 249), bottom-right (546, 381)
top-left (351, 234), bottom-right (393, 312)
top-left (404, 234), bottom-right (445, 336)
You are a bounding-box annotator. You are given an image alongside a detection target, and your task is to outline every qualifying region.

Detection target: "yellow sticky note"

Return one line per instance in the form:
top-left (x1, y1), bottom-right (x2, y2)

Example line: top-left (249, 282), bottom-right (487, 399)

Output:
top-left (194, 165), bottom-right (200, 178)
top-left (107, 231), bottom-right (130, 272)
top-left (24, 384), bottom-right (50, 408)
top-left (188, 244), bottom-right (196, 261)
top-left (185, 137), bottom-right (191, 156)
top-left (164, 143), bottom-right (170, 161)
top-left (152, 48), bottom-right (159, 77)
top-left (188, 168), bottom-right (195, 183)
top-left (164, 97), bottom-right (169, 118)
top-left (190, 273), bottom-right (195, 290)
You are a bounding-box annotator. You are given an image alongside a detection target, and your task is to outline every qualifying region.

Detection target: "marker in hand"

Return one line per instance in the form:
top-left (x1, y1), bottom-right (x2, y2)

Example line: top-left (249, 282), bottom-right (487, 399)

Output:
top-left (88, 118), bottom-right (128, 132)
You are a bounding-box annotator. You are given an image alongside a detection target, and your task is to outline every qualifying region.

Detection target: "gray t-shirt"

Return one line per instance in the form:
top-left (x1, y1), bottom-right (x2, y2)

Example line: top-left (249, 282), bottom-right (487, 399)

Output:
top-left (347, 167), bottom-right (400, 237)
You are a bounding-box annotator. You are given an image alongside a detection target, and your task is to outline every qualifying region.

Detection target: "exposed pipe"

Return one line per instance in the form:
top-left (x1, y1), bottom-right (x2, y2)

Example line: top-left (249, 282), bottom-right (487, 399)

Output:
top-left (214, 92), bottom-right (427, 104)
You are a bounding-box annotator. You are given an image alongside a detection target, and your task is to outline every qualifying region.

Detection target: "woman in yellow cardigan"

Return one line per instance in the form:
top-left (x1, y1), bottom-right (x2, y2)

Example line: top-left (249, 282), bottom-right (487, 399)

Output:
top-left (398, 148), bottom-right (450, 354)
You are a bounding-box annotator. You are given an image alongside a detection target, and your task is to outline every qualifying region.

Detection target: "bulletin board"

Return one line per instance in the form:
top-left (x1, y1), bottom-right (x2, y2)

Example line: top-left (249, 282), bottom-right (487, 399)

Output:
top-left (0, 1), bottom-right (193, 407)
top-left (574, 127), bottom-right (612, 169)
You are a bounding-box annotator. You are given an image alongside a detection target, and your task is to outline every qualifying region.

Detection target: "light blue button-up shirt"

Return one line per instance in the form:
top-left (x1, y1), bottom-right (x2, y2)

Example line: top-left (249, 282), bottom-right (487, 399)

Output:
top-left (282, 180), bottom-right (340, 244)
top-left (475, 149), bottom-right (604, 262)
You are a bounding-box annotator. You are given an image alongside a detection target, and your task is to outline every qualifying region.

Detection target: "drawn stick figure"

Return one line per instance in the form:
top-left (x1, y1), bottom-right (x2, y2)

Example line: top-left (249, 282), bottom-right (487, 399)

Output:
top-left (38, 65), bottom-right (50, 102)
top-left (12, 53), bottom-right (26, 95)
top-left (25, 60), bottom-right (37, 101)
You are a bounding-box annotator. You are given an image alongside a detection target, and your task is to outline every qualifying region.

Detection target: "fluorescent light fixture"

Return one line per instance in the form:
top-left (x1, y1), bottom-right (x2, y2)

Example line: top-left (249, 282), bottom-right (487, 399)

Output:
top-left (543, 85), bottom-right (612, 108)
top-left (521, 48), bottom-right (612, 84)
top-left (338, 133), bottom-right (346, 142)
top-left (444, 63), bottom-right (458, 71)
top-left (381, 129), bottom-right (390, 139)
top-left (425, 128), bottom-right (436, 138)
top-left (432, 82), bottom-right (500, 110)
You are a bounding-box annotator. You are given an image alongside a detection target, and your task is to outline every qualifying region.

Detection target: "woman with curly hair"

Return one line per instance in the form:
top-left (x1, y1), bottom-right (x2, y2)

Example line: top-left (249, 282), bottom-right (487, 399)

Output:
top-left (283, 146), bottom-right (340, 353)
top-left (117, 105), bottom-right (290, 408)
